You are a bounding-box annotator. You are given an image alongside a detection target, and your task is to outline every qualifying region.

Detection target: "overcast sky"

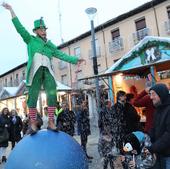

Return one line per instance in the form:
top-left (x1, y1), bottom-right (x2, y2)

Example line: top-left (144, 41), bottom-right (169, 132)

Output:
top-left (0, 0), bottom-right (151, 75)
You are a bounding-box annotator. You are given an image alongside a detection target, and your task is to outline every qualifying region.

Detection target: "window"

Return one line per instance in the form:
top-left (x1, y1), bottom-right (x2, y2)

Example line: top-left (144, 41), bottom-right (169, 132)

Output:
top-left (167, 6), bottom-right (170, 19)
top-left (5, 78), bottom-right (7, 87)
top-left (61, 74), bottom-right (68, 85)
top-left (135, 18), bottom-right (146, 30)
top-left (15, 73), bottom-right (19, 85)
top-left (165, 6), bottom-right (170, 34)
top-left (10, 76), bottom-right (13, 86)
top-left (109, 28), bottom-right (123, 53)
top-left (16, 74), bottom-right (18, 80)
top-left (111, 28), bottom-right (120, 40)
top-left (74, 47), bottom-right (81, 58)
top-left (22, 71), bottom-right (25, 80)
top-left (133, 17), bottom-right (149, 44)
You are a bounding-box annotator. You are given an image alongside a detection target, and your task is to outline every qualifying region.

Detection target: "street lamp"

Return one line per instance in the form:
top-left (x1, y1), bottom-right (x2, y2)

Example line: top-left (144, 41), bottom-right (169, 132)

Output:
top-left (85, 7), bottom-right (100, 114)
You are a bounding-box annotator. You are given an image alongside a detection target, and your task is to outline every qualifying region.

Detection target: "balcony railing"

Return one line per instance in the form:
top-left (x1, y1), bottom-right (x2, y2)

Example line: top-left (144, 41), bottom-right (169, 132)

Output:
top-left (164, 19), bottom-right (170, 34)
top-left (88, 46), bottom-right (101, 59)
top-left (132, 28), bottom-right (150, 44)
top-left (109, 37), bottom-right (124, 54)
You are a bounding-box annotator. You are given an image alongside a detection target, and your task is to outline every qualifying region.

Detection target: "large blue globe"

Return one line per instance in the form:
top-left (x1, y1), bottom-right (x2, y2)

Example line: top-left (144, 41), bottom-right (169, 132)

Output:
top-left (5, 130), bottom-right (88, 169)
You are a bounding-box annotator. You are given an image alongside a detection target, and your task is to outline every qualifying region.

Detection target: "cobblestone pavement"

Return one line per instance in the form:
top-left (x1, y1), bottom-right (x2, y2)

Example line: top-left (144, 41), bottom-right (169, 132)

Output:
top-left (0, 128), bottom-right (123, 169)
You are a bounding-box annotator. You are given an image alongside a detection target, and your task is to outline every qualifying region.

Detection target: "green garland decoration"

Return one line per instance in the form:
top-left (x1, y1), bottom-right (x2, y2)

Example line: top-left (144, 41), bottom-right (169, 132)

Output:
top-left (114, 40), bottom-right (170, 71)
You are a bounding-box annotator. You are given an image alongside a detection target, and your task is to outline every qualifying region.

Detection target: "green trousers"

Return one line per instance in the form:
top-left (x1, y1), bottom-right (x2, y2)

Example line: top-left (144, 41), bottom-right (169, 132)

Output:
top-left (27, 66), bottom-right (57, 108)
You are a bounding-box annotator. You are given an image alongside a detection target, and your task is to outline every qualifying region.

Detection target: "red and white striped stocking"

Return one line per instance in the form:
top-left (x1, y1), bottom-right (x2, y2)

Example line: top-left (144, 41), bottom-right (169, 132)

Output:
top-left (29, 108), bottom-right (37, 122)
top-left (48, 107), bottom-right (56, 121)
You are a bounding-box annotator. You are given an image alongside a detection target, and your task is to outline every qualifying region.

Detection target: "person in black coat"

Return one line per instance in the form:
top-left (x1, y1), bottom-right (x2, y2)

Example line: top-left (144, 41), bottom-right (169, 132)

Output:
top-left (98, 100), bottom-right (114, 135)
top-left (57, 103), bottom-right (76, 136)
top-left (111, 91), bottom-right (142, 154)
top-left (147, 83), bottom-right (170, 169)
top-left (111, 91), bottom-right (127, 154)
top-left (9, 109), bottom-right (23, 149)
top-left (0, 107), bottom-right (11, 163)
top-left (125, 93), bottom-right (141, 134)
top-left (77, 101), bottom-right (93, 160)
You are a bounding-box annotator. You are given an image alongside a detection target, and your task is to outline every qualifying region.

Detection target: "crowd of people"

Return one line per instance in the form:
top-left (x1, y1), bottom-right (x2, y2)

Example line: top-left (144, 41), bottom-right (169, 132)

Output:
top-left (0, 82), bottom-right (169, 168)
top-left (97, 82), bottom-right (170, 169)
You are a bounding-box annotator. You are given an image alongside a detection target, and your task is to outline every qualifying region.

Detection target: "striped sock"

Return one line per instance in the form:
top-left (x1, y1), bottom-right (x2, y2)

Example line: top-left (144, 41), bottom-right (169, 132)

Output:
top-left (48, 107), bottom-right (56, 121)
top-left (29, 108), bottom-right (37, 121)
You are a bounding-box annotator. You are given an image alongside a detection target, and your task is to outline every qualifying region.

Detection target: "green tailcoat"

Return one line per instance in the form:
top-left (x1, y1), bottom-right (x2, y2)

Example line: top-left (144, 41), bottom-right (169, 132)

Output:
top-left (12, 17), bottom-right (78, 86)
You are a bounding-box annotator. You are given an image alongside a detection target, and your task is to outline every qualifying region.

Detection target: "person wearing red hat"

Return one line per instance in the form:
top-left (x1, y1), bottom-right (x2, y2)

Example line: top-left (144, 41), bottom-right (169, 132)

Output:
top-left (3, 3), bottom-right (84, 135)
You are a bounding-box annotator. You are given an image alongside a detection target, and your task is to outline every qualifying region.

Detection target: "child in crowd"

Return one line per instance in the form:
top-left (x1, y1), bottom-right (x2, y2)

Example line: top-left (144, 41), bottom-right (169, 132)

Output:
top-left (122, 131), bottom-right (156, 169)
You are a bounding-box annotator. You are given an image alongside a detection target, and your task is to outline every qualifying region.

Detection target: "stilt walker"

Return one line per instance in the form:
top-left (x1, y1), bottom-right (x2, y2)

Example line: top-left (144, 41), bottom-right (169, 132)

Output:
top-left (3, 3), bottom-right (83, 135)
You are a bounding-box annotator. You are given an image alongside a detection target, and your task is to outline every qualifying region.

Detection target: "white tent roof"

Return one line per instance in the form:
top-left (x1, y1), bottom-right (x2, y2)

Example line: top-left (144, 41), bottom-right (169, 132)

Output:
top-left (56, 81), bottom-right (71, 91)
top-left (0, 87), bottom-right (18, 99)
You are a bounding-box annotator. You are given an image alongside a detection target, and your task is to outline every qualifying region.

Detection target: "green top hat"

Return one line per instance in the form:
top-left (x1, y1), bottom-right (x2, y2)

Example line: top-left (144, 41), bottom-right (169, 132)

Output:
top-left (33, 17), bottom-right (47, 31)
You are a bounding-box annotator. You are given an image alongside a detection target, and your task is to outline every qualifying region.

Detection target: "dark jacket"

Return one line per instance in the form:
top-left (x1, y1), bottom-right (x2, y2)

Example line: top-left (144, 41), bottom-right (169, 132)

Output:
top-left (0, 114), bottom-right (11, 147)
top-left (133, 90), bottom-right (155, 133)
top-left (111, 102), bottom-right (127, 151)
top-left (57, 108), bottom-right (76, 136)
top-left (98, 106), bottom-right (114, 134)
top-left (149, 95), bottom-right (170, 156)
top-left (77, 107), bottom-right (91, 136)
top-left (124, 102), bottom-right (141, 133)
top-left (9, 115), bottom-right (23, 142)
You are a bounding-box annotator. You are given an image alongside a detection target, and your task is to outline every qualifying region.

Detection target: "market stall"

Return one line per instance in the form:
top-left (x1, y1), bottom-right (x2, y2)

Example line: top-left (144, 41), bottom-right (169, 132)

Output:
top-left (105, 36), bottom-right (170, 97)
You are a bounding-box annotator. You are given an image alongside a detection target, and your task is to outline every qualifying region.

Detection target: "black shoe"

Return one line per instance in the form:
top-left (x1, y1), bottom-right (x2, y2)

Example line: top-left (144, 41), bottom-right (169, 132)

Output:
top-left (87, 155), bottom-right (93, 159)
top-left (2, 156), bottom-right (7, 163)
top-left (47, 126), bottom-right (59, 132)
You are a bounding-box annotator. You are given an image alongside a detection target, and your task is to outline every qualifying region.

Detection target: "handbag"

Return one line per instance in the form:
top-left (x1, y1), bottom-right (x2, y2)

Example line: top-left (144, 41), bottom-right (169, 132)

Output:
top-left (0, 127), bottom-right (9, 143)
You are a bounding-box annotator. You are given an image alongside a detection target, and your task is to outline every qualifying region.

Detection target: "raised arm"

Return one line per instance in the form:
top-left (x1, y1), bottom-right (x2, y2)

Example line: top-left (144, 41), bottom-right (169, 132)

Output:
top-left (2, 3), bottom-right (16, 18)
top-left (2, 3), bottom-right (31, 44)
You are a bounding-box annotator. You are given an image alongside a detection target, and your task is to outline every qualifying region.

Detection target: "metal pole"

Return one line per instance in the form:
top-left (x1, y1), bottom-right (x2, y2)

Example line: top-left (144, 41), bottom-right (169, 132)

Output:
top-left (90, 20), bottom-right (100, 113)
top-left (150, 66), bottom-right (156, 86)
top-left (108, 76), bottom-right (114, 106)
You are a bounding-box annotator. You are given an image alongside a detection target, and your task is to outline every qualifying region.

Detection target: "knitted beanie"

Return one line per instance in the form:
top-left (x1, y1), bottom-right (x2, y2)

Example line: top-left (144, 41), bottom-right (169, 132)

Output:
top-left (149, 83), bottom-right (169, 103)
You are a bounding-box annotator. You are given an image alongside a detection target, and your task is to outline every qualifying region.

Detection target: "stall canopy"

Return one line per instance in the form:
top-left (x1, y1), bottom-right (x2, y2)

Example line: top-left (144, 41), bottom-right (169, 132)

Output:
top-left (0, 87), bottom-right (18, 99)
top-left (0, 80), bottom-right (72, 100)
top-left (105, 36), bottom-right (170, 75)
